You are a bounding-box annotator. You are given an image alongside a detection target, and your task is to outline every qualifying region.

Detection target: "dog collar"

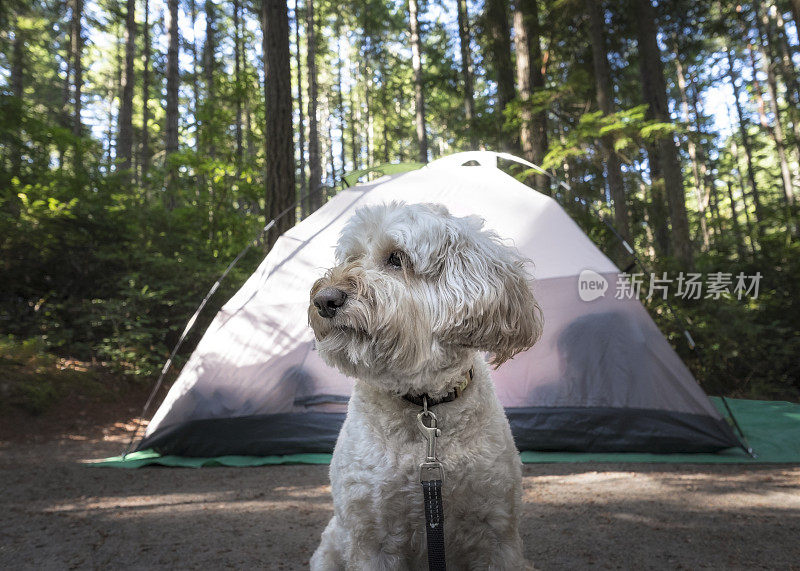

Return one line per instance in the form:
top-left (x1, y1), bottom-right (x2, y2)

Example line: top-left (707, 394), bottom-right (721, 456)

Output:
top-left (402, 367), bottom-right (474, 408)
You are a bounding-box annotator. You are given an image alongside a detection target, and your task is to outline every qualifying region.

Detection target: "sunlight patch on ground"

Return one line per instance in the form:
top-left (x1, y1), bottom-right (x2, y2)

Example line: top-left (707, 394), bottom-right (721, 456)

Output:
top-left (42, 491), bottom-right (333, 518)
top-left (273, 485), bottom-right (331, 498)
top-left (522, 469), bottom-right (800, 508)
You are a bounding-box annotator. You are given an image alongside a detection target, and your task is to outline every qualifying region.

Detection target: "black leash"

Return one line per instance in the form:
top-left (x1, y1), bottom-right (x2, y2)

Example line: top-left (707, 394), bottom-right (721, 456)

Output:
top-left (418, 398), bottom-right (447, 571)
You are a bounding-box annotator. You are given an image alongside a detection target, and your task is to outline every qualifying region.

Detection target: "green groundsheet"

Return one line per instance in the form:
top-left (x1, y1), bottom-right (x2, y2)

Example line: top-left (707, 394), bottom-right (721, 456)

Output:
top-left (88, 398), bottom-right (800, 468)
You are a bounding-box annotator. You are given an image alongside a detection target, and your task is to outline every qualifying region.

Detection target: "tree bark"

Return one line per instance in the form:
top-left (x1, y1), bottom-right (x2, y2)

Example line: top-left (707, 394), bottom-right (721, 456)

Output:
top-left (164, 0), bottom-right (180, 208)
top-left (327, 113), bottom-right (336, 187)
top-left (203, 0), bottom-right (217, 158)
top-left (633, 0), bottom-right (692, 267)
top-left (6, 16), bottom-right (24, 215)
top-left (336, 32), bottom-right (347, 178)
top-left (117, 0), bottom-right (136, 174)
top-left (61, 26), bottom-right (72, 162)
top-left (306, 0), bottom-right (323, 210)
top-left (672, 43), bottom-right (709, 250)
top-left (262, 0), bottom-right (297, 249)
top-left (409, 0), bottom-right (429, 163)
top-left (190, 0), bottom-right (201, 150)
top-left (767, 0), bottom-right (800, 159)
top-left (70, 0), bottom-right (83, 139)
top-left (754, 2), bottom-right (796, 207)
top-left (233, 0), bottom-right (243, 172)
top-left (725, 47), bottom-right (764, 229)
top-left (514, 0), bottom-right (549, 193)
top-left (585, 0), bottom-right (629, 241)
top-left (456, 0), bottom-right (476, 147)
top-left (141, 0), bottom-right (152, 182)
top-left (485, 0), bottom-right (516, 148)
top-left (364, 58), bottom-right (374, 167)
top-left (349, 66), bottom-right (359, 170)
top-left (295, 3), bottom-right (308, 213)
top-left (726, 180), bottom-right (747, 260)
top-left (11, 17), bottom-right (24, 184)
top-left (11, 20), bottom-right (24, 102)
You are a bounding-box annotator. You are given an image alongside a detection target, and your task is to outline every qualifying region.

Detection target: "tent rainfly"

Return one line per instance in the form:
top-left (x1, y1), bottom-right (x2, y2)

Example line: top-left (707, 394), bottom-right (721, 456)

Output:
top-left (137, 152), bottom-right (741, 457)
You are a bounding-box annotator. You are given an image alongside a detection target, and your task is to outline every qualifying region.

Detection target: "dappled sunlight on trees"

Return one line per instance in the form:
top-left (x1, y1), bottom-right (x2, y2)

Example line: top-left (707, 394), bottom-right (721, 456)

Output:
top-left (0, 0), bottom-right (798, 401)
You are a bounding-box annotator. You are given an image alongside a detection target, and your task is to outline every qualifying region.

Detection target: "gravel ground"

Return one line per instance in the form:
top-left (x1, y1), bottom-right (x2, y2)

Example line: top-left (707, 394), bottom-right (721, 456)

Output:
top-left (1, 431), bottom-right (799, 570)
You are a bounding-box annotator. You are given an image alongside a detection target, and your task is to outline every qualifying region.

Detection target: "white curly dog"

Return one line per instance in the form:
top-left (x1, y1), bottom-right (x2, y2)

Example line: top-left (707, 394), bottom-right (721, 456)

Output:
top-left (308, 202), bottom-right (542, 570)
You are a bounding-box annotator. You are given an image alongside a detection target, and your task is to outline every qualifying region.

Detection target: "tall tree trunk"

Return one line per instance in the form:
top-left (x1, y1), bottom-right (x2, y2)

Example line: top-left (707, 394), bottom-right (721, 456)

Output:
top-left (767, 0), bottom-right (800, 159)
top-left (456, 0), bottom-right (476, 147)
top-left (378, 56), bottom-right (390, 164)
top-left (233, 0), bottom-right (243, 173)
top-left (745, 46), bottom-right (793, 208)
top-left (6, 17), bottom-right (24, 216)
top-left (726, 47), bottom-right (764, 229)
top-left (11, 20), bottom-right (24, 102)
top-left (327, 112), bottom-right (336, 187)
top-left (585, 0), bottom-right (629, 241)
top-left (634, 0), bottom-right (692, 268)
top-left (141, 0), bottom-right (152, 182)
top-left (60, 32), bottom-right (72, 169)
top-left (262, 0), bottom-right (296, 249)
top-left (753, 3), bottom-right (797, 208)
top-left (105, 88), bottom-right (115, 168)
top-left (349, 67), bottom-right (359, 170)
top-left (246, 100), bottom-right (255, 161)
top-left (70, 0), bottom-right (84, 145)
top-left (485, 0), bottom-right (516, 149)
top-left (687, 73), bottom-right (718, 244)
top-left (731, 137), bottom-right (756, 251)
top-left (11, 18), bottom-right (24, 185)
top-left (514, 0), bottom-right (549, 193)
top-left (726, 180), bottom-right (747, 260)
top-left (295, 3), bottom-right (308, 213)
top-left (117, 0), bottom-right (136, 174)
top-left (722, 101), bottom-right (755, 250)
top-left (672, 43), bottom-right (710, 250)
top-left (164, 0), bottom-right (180, 207)
top-left (190, 0), bottom-right (201, 150)
top-left (306, 0), bottom-right (323, 210)
top-left (336, 33), bottom-right (347, 178)
top-left (61, 22), bottom-right (72, 132)
top-left (203, 0), bottom-right (216, 158)
top-left (364, 59), bottom-right (374, 167)
top-left (730, 137), bottom-right (757, 254)
top-left (408, 0), bottom-right (429, 163)
top-left (244, 101), bottom-right (256, 163)
top-left (707, 178), bottom-right (724, 241)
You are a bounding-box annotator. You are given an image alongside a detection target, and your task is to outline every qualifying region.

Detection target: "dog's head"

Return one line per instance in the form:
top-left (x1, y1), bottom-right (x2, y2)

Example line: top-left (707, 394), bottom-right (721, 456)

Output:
top-left (308, 202), bottom-right (542, 394)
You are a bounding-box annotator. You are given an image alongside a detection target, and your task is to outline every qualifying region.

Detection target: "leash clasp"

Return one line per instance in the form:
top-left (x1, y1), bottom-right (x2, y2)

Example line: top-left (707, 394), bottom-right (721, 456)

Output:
top-left (417, 400), bottom-right (444, 483)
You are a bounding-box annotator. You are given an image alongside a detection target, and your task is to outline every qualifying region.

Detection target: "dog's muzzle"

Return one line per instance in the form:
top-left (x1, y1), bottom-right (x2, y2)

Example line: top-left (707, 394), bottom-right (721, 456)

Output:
top-left (313, 286), bottom-right (348, 318)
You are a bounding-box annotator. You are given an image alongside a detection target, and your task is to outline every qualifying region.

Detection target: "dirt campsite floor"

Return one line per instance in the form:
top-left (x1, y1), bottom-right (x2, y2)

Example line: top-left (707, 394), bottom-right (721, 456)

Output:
top-left (1, 401), bottom-right (799, 571)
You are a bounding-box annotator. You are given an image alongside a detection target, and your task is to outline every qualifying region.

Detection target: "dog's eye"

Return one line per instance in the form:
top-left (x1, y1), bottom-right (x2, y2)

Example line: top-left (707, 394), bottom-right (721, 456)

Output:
top-left (387, 252), bottom-right (403, 269)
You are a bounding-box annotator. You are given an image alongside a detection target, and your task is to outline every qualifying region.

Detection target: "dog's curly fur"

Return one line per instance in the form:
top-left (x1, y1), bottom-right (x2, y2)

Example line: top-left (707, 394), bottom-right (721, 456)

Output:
top-left (308, 202), bottom-right (542, 570)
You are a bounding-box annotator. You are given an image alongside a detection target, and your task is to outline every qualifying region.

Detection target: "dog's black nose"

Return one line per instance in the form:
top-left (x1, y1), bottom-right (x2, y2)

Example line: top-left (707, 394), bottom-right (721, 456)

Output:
top-left (313, 287), bottom-right (347, 319)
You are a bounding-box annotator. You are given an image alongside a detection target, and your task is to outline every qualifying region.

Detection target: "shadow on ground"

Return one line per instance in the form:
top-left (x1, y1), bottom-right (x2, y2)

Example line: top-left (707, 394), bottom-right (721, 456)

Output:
top-left (1, 438), bottom-right (798, 569)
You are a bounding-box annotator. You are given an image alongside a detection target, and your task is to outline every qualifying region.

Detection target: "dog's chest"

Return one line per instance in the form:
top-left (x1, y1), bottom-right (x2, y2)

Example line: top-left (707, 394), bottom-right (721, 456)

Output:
top-left (333, 413), bottom-right (481, 503)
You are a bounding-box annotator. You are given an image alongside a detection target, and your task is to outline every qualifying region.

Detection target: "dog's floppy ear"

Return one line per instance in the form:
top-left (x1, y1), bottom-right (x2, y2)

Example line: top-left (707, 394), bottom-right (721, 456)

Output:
top-left (436, 216), bottom-right (543, 366)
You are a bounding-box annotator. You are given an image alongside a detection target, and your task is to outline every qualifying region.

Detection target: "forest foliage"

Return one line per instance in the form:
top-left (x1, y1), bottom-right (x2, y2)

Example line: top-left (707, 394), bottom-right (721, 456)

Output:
top-left (1, 0), bottom-right (799, 408)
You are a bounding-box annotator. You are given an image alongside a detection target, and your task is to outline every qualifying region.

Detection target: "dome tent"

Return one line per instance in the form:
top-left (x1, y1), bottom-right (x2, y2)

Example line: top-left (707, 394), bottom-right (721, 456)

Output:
top-left (136, 151), bottom-right (741, 458)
